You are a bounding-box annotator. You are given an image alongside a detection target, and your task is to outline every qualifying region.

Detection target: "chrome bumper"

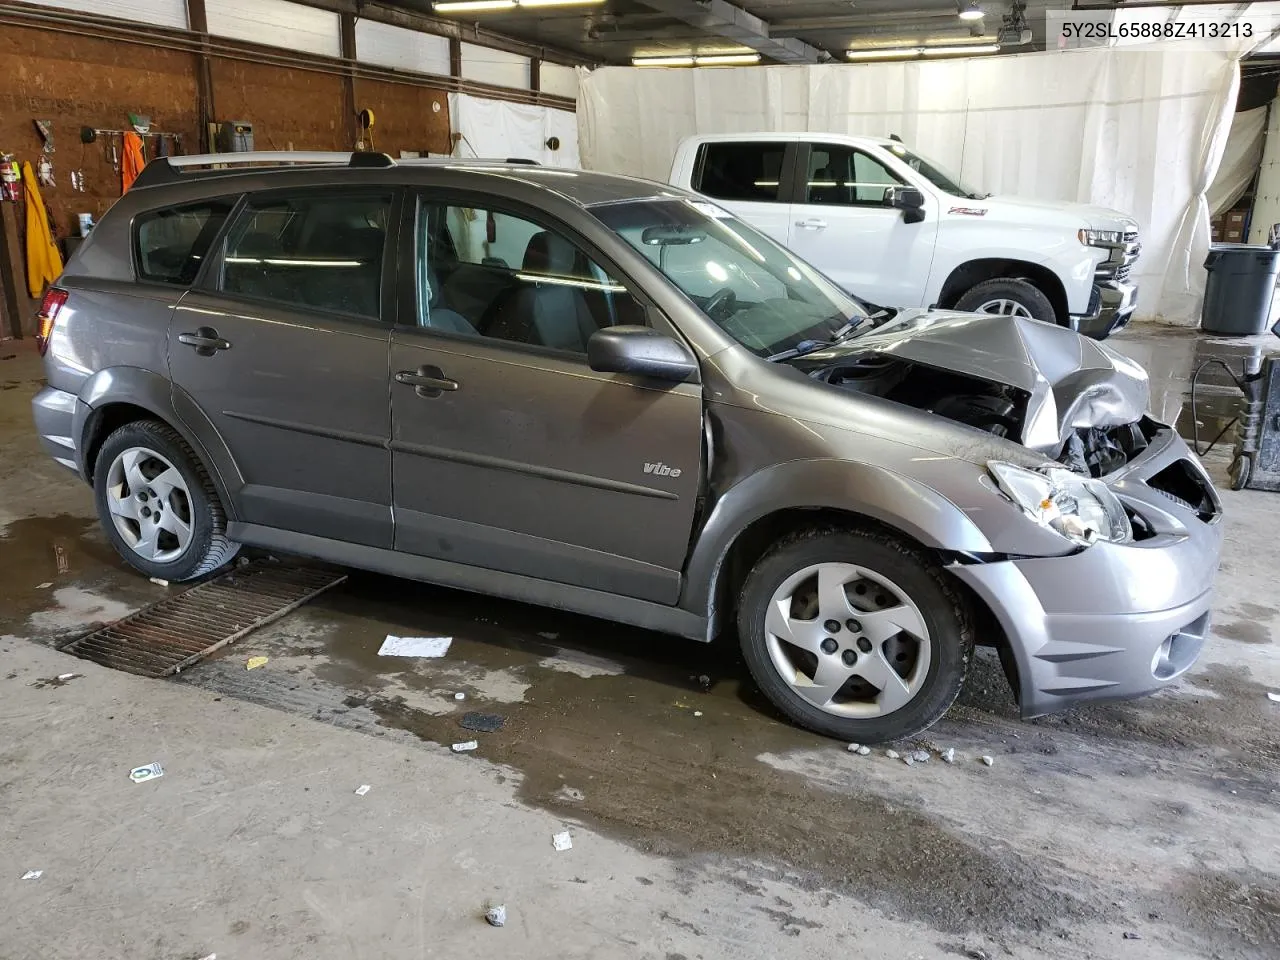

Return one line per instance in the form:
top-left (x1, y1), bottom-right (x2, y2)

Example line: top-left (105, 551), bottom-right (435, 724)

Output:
top-left (949, 428), bottom-right (1223, 717)
top-left (1070, 279), bottom-right (1138, 340)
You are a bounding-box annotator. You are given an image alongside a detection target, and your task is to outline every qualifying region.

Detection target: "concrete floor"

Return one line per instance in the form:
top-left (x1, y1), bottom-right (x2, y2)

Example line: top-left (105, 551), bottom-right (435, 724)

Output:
top-left (1, 325), bottom-right (1278, 960)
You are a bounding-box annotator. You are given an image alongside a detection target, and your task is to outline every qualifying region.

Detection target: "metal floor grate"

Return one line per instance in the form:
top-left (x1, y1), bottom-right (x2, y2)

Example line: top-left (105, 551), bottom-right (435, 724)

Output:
top-left (60, 561), bottom-right (347, 678)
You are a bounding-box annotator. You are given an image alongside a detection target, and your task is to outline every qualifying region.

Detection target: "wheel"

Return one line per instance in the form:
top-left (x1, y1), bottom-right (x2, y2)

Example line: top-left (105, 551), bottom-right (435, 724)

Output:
top-left (1229, 454), bottom-right (1251, 491)
top-left (736, 528), bottom-right (973, 742)
top-left (94, 420), bottom-right (240, 582)
top-left (954, 278), bottom-right (1057, 325)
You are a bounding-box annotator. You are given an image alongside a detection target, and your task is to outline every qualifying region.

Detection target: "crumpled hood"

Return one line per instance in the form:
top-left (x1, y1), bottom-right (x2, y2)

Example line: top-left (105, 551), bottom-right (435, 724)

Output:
top-left (824, 309), bottom-right (1150, 453)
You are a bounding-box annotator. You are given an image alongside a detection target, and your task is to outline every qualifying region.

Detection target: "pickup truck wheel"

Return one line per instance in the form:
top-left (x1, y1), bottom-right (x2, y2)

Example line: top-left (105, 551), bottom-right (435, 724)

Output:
top-left (737, 528), bottom-right (973, 743)
top-left (955, 278), bottom-right (1056, 324)
top-left (94, 420), bottom-right (241, 582)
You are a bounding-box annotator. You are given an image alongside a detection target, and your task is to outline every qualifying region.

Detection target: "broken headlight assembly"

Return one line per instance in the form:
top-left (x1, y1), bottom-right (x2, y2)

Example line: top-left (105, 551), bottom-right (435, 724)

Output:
top-left (989, 461), bottom-right (1132, 546)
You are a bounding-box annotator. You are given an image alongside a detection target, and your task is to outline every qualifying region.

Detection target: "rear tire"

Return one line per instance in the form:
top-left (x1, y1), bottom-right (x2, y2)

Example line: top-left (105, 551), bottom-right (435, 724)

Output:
top-left (736, 528), bottom-right (973, 742)
top-left (955, 277), bottom-right (1057, 325)
top-left (93, 420), bottom-right (240, 582)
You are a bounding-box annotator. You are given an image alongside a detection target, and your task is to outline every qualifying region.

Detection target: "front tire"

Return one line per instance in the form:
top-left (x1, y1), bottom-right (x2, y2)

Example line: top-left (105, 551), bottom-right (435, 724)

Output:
top-left (94, 420), bottom-right (240, 582)
top-left (736, 528), bottom-right (973, 742)
top-left (955, 277), bottom-right (1057, 325)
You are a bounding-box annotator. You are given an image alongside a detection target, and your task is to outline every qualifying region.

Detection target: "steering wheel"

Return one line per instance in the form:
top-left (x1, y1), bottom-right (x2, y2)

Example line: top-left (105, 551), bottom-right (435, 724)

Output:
top-left (703, 286), bottom-right (737, 321)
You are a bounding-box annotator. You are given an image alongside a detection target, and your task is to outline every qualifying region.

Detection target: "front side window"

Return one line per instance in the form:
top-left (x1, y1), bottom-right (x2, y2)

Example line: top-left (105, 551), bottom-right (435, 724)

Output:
top-left (593, 198), bottom-right (869, 360)
top-left (415, 201), bottom-right (644, 354)
top-left (135, 200), bottom-right (233, 285)
top-left (805, 145), bottom-right (903, 206)
top-left (217, 193), bottom-right (392, 319)
top-left (694, 142), bottom-right (787, 204)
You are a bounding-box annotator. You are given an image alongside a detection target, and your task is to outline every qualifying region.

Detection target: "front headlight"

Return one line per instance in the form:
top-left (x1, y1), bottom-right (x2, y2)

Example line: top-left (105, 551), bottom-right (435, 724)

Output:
top-left (1079, 228), bottom-right (1123, 247)
top-left (989, 461), bottom-right (1131, 546)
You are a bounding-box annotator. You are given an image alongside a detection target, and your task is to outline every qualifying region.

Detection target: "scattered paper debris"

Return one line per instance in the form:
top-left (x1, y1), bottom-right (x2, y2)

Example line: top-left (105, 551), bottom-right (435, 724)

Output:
top-left (378, 635), bottom-right (452, 658)
top-left (21, 870), bottom-right (42, 880)
top-left (911, 749), bottom-right (930, 763)
top-left (847, 743), bottom-right (862, 752)
top-left (555, 785), bottom-right (585, 803)
top-left (1122, 932), bottom-right (1142, 940)
top-left (35, 582), bottom-right (52, 590)
top-left (980, 755), bottom-right (994, 767)
top-left (693, 711), bottom-right (703, 717)
top-left (485, 904), bottom-right (507, 927)
top-left (454, 692), bottom-right (467, 701)
top-left (451, 741), bottom-right (479, 753)
top-left (552, 831), bottom-right (573, 852)
top-left (246, 656), bottom-right (269, 670)
top-left (1267, 691), bottom-right (1280, 703)
top-left (196, 954), bottom-right (216, 960)
top-left (56, 673), bottom-right (77, 681)
top-left (459, 712), bottom-right (505, 733)
top-left (354, 784), bottom-right (371, 797)
top-left (885, 749), bottom-right (900, 760)
top-left (857, 745), bottom-right (871, 756)
top-left (129, 762), bottom-right (164, 783)
top-left (942, 748), bottom-right (956, 764)
top-left (149, 577), bottom-right (169, 587)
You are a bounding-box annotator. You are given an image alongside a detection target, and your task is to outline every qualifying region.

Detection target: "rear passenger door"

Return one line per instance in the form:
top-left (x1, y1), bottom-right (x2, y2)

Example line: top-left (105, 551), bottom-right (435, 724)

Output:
top-left (689, 141), bottom-right (797, 248)
top-left (170, 188), bottom-right (399, 547)
top-left (389, 194), bottom-right (704, 605)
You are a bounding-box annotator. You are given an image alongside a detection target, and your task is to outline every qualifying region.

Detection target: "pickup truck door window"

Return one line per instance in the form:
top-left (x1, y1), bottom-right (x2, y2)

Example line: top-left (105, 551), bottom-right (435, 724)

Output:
top-left (691, 141), bottom-right (795, 251)
top-left (389, 196), bottom-right (704, 604)
top-left (788, 144), bottom-right (939, 310)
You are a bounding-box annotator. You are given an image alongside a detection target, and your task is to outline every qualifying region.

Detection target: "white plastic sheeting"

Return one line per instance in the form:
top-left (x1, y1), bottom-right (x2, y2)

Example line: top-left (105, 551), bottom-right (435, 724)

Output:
top-left (450, 93), bottom-right (579, 168)
top-left (1250, 103), bottom-right (1280, 243)
top-left (541, 63), bottom-right (580, 101)
top-left (1208, 106), bottom-right (1267, 216)
top-left (579, 46), bottom-right (1242, 323)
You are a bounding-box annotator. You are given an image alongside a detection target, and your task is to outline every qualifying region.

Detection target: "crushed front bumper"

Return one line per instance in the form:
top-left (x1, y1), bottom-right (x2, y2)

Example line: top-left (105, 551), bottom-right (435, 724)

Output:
top-left (950, 427), bottom-right (1222, 718)
top-left (1069, 278), bottom-right (1138, 341)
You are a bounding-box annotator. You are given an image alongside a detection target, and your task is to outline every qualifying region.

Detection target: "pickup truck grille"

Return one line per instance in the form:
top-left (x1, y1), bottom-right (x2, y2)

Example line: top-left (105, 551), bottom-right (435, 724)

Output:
top-left (1123, 230), bottom-right (1139, 244)
top-left (1115, 263), bottom-right (1131, 282)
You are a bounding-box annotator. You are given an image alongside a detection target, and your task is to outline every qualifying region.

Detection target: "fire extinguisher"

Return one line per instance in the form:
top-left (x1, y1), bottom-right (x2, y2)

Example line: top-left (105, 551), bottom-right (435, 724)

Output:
top-left (0, 154), bottom-right (20, 202)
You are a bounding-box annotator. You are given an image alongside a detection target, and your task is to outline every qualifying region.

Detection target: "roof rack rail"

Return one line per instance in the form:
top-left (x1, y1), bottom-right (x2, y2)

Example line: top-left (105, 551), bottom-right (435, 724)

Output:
top-left (131, 151), bottom-right (396, 189)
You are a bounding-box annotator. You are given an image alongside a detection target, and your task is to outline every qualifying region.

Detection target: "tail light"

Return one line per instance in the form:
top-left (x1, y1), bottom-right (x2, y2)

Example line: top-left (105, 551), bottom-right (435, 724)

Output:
top-left (35, 288), bottom-right (68, 356)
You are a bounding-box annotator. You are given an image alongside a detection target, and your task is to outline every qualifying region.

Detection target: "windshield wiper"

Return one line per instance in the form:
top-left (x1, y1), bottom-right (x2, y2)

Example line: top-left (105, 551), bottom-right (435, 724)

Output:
top-left (767, 318), bottom-right (870, 362)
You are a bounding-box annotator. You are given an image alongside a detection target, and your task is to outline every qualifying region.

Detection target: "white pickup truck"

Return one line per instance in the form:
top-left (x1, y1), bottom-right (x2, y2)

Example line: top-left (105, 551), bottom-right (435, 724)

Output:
top-left (668, 133), bottom-right (1141, 339)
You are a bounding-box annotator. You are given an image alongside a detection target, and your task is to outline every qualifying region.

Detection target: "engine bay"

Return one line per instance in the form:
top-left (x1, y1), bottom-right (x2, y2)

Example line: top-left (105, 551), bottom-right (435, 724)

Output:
top-left (805, 356), bottom-right (1149, 477)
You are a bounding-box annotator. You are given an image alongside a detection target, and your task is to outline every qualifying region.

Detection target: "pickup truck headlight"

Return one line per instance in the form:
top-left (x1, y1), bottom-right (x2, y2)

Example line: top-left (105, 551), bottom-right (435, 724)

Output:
top-left (1079, 228), bottom-right (1124, 247)
top-left (989, 461), bottom-right (1131, 546)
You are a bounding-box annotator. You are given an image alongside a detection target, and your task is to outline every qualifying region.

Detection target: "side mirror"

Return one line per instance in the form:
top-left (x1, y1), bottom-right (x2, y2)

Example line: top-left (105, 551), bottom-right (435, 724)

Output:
top-left (883, 185), bottom-right (926, 224)
top-left (587, 325), bottom-right (699, 383)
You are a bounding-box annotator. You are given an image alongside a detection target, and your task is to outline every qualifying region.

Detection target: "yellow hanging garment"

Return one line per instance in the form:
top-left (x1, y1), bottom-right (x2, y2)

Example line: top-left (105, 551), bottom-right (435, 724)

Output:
top-left (23, 161), bottom-right (62, 298)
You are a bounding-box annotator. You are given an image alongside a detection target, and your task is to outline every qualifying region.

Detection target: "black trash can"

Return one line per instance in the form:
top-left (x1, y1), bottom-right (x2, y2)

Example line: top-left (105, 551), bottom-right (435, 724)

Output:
top-left (1201, 243), bottom-right (1280, 335)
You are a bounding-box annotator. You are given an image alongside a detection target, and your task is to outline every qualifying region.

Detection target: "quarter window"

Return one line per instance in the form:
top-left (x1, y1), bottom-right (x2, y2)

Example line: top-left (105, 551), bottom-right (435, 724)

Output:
top-left (217, 193), bottom-right (392, 320)
top-left (805, 145), bottom-right (903, 206)
top-left (694, 142), bottom-right (787, 203)
top-left (415, 201), bottom-right (644, 355)
top-left (135, 200), bottom-right (233, 286)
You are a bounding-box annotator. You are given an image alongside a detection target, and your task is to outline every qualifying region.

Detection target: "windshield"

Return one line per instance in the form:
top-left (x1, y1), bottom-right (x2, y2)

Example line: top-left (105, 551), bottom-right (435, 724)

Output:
top-left (884, 143), bottom-right (986, 200)
top-left (591, 198), bottom-right (869, 359)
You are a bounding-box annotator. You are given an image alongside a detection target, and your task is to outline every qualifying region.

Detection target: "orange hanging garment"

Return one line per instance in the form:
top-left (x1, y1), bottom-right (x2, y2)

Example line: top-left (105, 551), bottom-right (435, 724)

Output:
top-left (121, 132), bottom-right (146, 192)
top-left (22, 161), bottom-right (62, 298)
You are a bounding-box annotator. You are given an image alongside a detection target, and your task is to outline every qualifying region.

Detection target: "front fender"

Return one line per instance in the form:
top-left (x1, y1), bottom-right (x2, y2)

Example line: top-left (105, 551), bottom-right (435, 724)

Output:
top-left (680, 458), bottom-right (996, 622)
top-left (74, 366), bottom-right (242, 520)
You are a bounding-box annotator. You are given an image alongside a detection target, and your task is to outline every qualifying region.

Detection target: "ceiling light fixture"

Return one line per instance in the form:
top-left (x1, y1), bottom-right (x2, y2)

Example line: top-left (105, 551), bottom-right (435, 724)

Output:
top-left (517, 0), bottom-right (606, 6)
top-left (958, 1), bottom-right (985, 21)
top-left (846, 43), bottom-right (999, 60)
top-left (631, 52), bottom-right (761, 67)
top-left (433, 0), bottom-right (604, 12)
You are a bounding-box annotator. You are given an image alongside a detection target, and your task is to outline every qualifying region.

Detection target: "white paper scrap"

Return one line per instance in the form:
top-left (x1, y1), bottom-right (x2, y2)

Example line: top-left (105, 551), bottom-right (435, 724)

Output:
top-left (451, 741), bottom-right (478, 753)
top-left (1268, 691), bottom-right (1280, 702)
top-left (355, 784), bottom-right (371, 796)
top-left (129, 762), bottom-right (164, 783)
top-left (378, 635), bottom-right (452, 658)
top-left (21, 870), bottom-right (42, 880)
top-left (553, 831), bottom-right (573, 852)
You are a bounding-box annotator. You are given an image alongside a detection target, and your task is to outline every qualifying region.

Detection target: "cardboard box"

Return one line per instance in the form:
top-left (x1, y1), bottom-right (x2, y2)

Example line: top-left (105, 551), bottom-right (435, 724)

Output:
top-left (1227, 211), bottom-right (1246, 225)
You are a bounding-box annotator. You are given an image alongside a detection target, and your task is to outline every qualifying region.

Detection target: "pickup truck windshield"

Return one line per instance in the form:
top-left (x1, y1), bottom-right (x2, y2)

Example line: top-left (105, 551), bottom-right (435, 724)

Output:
top-left (884, 143), bottom-right (986, 200)
top-left (592, 198), bottom-right (869, 359)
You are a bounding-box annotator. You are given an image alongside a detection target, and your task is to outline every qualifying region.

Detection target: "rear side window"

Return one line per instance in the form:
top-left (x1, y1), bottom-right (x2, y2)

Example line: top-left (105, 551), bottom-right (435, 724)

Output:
top-left (694, 142), bottom-right (786, 203)
top-left (217, 193), bottom-right (392, 320)
top-left (135, 201), bottom-right (233, 285)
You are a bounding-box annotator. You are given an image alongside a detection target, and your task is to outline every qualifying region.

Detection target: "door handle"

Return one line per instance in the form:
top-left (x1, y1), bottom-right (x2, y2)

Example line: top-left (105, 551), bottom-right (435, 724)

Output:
top-left (395, 365), bottom-right (458, 398)
top-left (795, 219), bottom-right (828, 230)
top-left (178, 327), bottom-right (231, 356)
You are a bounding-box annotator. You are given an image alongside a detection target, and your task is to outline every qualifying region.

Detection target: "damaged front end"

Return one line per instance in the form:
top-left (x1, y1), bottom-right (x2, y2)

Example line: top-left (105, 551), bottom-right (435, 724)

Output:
top-left (793, 310), bottom-right (1152, 477)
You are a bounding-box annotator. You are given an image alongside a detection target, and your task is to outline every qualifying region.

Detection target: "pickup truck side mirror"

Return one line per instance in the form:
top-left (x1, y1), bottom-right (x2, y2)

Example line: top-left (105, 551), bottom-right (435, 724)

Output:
top-left (587, 325), bottom-right (700, 383)
top-left (883, 186), bottom-right (926, 225)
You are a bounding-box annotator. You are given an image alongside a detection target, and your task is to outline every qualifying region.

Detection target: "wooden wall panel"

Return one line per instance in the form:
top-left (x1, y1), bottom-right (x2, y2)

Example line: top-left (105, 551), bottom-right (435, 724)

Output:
top-left (352, 79), bottom-right (451, 157)
top-left (209, 58), bottom-right (348, 152)
top-left (0, 25), bottom-right (199, 236)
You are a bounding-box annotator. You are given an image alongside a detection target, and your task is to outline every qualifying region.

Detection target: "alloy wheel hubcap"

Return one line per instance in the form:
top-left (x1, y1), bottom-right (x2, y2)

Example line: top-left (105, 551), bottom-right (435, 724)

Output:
top-left (763, 562), bottom-right (931, 718)
top-left (975, 298), bottom-right (1033, 318)
top-left (105, 446), bottom-right (194, 563)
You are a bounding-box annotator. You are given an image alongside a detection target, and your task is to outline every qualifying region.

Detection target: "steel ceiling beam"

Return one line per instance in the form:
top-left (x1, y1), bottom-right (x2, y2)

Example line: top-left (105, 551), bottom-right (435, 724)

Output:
top-left (636, 0), bottom-right (827, 63)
